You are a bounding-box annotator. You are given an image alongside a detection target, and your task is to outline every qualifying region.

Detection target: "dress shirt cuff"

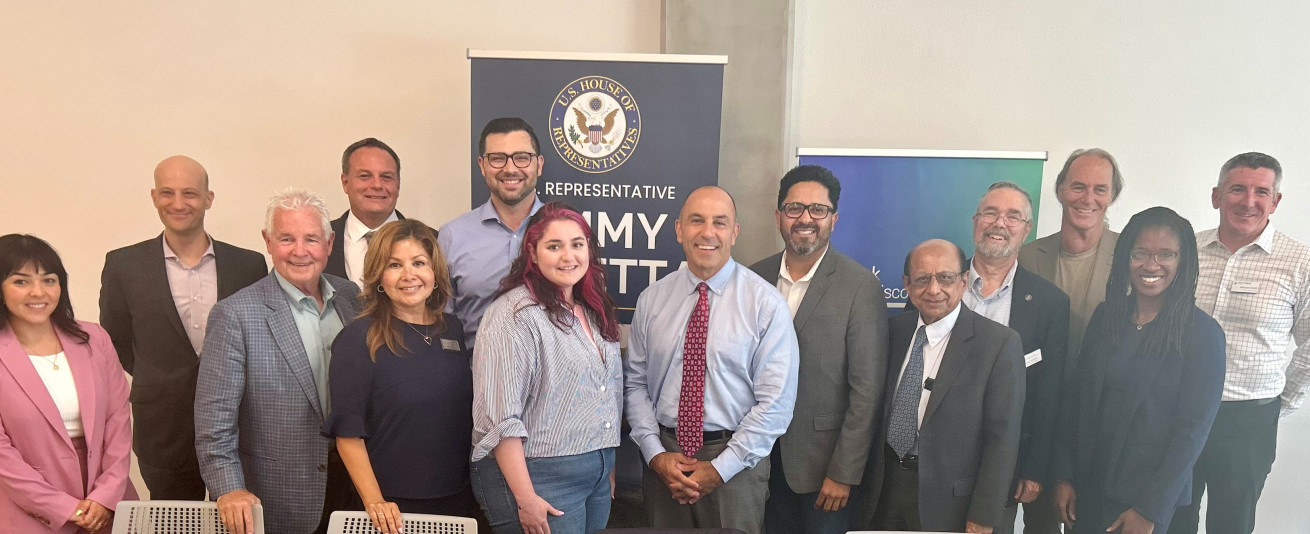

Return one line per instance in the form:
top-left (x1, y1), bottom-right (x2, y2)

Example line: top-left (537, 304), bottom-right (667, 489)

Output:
top-left (636, 433), bottom-right (667, 465)
top-left (710, 447), bottom-right (747, 482)
top-left (1279, 393), bottom-right (1299, 417)
top-left (472, 419), bottom-right (529, 462)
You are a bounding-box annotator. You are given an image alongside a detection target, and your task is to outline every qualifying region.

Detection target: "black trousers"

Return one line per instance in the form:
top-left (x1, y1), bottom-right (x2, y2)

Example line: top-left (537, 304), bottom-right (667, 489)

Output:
top-left (871, 444), bottom-right (922, 531)
top-left (1167, 398), bottom-right (1280, 534)
top-left (139, 459), bottom-right (207, 500)
top-left (313, 446), bottom-right (359, 534)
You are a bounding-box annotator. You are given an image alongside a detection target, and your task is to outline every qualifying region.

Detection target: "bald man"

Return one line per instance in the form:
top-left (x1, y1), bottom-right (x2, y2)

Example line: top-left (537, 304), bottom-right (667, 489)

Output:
top-left (100, 155), bottom-right (267, 498)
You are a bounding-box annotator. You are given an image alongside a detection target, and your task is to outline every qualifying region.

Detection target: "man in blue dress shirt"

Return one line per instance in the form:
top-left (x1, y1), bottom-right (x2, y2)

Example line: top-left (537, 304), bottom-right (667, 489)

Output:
top-left (625, 185), bottom-right (800, 534)
top-left (438, 117), bottom-right (545, 348)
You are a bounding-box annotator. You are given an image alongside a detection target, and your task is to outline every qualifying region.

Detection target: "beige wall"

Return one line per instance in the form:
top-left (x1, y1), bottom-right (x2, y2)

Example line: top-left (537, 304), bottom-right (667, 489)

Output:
top-left (0, 2), bottom-right (661, 319)
top-left (792, 1), bottom-right (1310, 530)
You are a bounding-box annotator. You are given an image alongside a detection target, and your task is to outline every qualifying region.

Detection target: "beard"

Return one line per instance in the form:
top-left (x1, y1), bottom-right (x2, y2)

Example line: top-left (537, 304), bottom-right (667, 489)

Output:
top-left (786, 224), bottom-right (826, 256)
top-left (975, 231), bottom-right (1018, 258)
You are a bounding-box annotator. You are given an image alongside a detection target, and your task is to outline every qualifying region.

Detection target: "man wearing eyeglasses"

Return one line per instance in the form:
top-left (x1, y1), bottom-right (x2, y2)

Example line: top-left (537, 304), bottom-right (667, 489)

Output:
top-left (1168, 152), bottom-right (1310, 534)
top-left (326, 138), bottom-right (414, 287)
top-left (857, 239), bottom-right (1026, 533)
top-left (438, 117), bottom-right (546, 348)
top-left (747, 165), bottom-right (887, 534)
top-left (965, 182), bottom-right (1070, 534)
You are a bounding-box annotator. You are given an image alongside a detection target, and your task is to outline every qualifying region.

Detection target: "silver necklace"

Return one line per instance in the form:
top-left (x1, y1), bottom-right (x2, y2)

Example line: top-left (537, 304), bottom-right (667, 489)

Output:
top-left (405, 321), bottom-right (434, 346)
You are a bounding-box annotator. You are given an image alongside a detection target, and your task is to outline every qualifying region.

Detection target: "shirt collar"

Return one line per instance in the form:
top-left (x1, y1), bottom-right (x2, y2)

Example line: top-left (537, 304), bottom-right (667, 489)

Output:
top-left (161, 235), bottom-right (215, 261)
top-left (476, 197), bottom-right (545, 228)
top-left (967, 257), bottom-right (1019, 296)
top-left (1200, 222), bottom-right (1277, 255)
top-left (779, 246), bottom-right (829, 284)
top-left (918, 302), bottom-right (962, 346)
top-left (345, 210), bottom-right (399, 243)
top-left (273, 270), bottom-right (336, 310)
top-left (686, 258), bottom-right (738, 296)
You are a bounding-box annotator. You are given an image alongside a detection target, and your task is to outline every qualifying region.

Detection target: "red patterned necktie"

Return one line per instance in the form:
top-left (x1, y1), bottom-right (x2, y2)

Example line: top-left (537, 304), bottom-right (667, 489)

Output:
top-left (677, 282), bottom-right (711, 457)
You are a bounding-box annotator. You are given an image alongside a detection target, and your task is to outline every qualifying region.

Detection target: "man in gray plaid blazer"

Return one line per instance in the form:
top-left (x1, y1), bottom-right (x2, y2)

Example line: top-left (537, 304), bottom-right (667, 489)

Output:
top-left (196, 188), bottom-right (361, 534)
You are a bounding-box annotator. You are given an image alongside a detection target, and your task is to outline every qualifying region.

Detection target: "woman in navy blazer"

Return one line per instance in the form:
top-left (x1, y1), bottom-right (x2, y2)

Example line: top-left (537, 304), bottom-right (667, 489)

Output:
top-left (1052, 207), bottom-right (1225, 534)
top-left (0, 234), bottom-right (136, 533)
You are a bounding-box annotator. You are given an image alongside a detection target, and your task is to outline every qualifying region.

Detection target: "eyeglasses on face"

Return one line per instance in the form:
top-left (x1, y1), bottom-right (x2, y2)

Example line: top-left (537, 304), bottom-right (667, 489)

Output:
top-left (975, 210), bottom-right (1029, 227)
top-left (1129, 249), bottom-right (1180, 264)
top-left (907, 271), bottom-right (964, 288)
top-left (483, 152), bottom-right (537, 169)
top-left (780, 202), bottom-right (834, 220)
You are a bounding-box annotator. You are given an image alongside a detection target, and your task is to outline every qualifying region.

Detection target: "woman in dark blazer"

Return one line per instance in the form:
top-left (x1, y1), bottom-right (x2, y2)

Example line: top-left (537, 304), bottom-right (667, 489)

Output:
top-left (323, 220), bottom-right (477, 534)
top-left (1052, 207), bottom-right (1226, 534)
top-left (0, 234), bottom-right (136, 533)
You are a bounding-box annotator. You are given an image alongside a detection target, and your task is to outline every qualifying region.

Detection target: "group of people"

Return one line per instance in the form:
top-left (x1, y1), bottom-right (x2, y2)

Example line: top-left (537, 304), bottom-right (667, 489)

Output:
top-left (0, 113), bottom-right (1305, 534)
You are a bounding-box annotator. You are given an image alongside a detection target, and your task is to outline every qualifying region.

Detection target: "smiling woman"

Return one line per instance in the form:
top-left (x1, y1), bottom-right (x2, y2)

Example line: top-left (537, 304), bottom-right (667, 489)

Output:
top-left (0, 234), bottom-right (137, 534)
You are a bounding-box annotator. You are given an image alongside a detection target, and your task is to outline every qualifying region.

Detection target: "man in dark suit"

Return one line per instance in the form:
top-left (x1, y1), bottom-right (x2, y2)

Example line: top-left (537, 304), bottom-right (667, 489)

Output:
top-left (858, 239), bottom-right (1026, 533)
top-left (196, 188), bottom-right (360, 534)
top-left (964, 182), bottom-right (1070, 534)
top-left (99, 155), bottom-right (266, 499)
top-left (325, 138), bottom-right (409, 286)
top-left (750, 165), bottom-right (887, 534)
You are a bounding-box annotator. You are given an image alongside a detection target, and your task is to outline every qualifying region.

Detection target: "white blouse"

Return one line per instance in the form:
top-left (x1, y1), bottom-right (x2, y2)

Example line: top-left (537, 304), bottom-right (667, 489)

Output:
top-left (27, 352), bottom-right (83, 438)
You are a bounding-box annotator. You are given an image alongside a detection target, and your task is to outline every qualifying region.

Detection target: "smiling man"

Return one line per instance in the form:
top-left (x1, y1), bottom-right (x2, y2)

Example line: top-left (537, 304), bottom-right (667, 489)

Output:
top-left (439, 118), bottom-right (546, 348)
top-left (1169, 152), bottom-right (1310, 534)
top-left (326, 138), bottom-right (413, 287)
top-left (195, 188), bottom-right (361, 534)
top-left (99, 155), bottom-right (266, 500)
top-left (625, 186), bottom-right (799, 534)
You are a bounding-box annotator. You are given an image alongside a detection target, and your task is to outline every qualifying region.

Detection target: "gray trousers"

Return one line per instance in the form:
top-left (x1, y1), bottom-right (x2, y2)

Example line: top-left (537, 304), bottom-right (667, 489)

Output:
top-left (642, 431), bottom-right (770, 534)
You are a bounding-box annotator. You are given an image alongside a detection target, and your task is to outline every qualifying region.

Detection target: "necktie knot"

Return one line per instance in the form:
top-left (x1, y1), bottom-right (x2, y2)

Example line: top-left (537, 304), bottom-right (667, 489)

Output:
top-left (363, 230), bottom-right (376, 244)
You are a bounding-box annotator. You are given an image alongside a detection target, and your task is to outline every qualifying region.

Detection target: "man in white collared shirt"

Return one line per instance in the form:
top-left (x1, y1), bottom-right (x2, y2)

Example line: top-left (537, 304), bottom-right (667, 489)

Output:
top-left (325, 138), bottom-right (413, 286)
top-left (1170, 152), bottom-right (1310, 534)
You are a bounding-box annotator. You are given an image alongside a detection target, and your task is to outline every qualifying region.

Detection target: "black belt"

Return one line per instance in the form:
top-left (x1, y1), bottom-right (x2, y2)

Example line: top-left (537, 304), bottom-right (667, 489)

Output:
top-left (885, 443), bottom-right (918, 470)
top-left (660, 424), bottom-right (733, 442)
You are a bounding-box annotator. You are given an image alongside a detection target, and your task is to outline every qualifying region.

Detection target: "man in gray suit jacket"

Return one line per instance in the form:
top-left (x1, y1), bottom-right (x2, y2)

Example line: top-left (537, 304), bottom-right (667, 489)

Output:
top-left (196, 188), bottom-right (361, 534)
top-left (859, 240), bottom-right (1026, 533)
top-left (751, 165), bottom-right (887, 534)
top-left (1018, 148), bottom-right (1124, 384)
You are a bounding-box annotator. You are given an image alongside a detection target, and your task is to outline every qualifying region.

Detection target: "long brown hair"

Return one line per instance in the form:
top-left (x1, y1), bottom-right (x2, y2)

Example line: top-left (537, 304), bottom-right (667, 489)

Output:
top-left (356, 220), bottom-right (451, 361)
top-left (0, 234), bottom-right (89, 344)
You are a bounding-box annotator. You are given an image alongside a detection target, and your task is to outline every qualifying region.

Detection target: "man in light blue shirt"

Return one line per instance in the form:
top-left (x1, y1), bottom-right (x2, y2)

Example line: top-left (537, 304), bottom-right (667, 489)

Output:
top-left (625, 186), bottom-right (799, 534)
top-left (439, 118), bottom-right (545, 348)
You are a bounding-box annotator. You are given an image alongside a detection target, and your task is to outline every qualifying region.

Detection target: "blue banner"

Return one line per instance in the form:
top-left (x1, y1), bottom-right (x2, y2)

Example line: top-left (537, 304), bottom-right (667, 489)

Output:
top-left (471, 52), bottom-right (726, 321)
top-left (798, 149), bottom-right (1047, 308)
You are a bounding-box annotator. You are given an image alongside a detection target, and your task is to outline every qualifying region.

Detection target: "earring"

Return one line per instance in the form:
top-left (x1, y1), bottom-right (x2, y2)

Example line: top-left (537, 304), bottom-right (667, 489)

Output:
top-left (1126, 285), bottom-right (1133, 296)
top-left (376, 285), bottom-right (385, 293)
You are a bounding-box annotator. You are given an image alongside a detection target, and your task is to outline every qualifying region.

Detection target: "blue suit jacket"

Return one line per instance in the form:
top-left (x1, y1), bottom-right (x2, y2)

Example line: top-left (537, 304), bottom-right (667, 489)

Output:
top-left (1052, 305), bottom-right (1225, 524)
top-left (195, 272), bottom-right (359, 534)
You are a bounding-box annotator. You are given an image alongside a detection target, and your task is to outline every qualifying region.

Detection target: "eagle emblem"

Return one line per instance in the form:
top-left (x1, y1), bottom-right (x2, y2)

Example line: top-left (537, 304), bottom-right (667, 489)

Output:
top-left (549, 76), bottom-right (641, 173)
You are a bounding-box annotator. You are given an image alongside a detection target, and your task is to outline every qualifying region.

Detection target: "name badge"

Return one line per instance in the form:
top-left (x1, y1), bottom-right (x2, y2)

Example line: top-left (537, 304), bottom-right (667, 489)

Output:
top-left (1231, 281), bottom-right (1261, 294)
top-left (1024, 349), bottom-right (1042, 368)
top-left (440, 338), bottom-right (461, 351)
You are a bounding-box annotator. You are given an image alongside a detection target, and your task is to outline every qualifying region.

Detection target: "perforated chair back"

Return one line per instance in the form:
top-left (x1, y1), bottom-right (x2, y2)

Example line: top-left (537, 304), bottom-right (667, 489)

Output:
top-left (328, 510), bottom-right (478, 533)
top-left (112, 500), bottom-right (264, 534)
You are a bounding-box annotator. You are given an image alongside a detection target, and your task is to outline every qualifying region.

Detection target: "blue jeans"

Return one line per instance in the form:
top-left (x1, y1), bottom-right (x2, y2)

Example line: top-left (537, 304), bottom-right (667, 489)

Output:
top-left (471, 448), bottom-right (615, 534)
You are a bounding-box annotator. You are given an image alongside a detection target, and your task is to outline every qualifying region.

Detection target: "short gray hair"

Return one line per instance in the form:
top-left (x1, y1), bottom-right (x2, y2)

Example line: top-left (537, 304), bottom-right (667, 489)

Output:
top-left (264, 187), bottom-right (332, 237)
top-left (978, 181), bottom-right (1033, 222)
top-left (1218, 152), bottom-right (1283, 194)
top-left (1055, 148), bottom-right (1125, 202)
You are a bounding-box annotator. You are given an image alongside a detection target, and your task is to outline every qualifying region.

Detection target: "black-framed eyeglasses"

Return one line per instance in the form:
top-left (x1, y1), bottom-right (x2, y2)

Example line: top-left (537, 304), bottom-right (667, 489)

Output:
top-left (975, 210), bottom-right (1029, 227)
top-left (907, 271), bottom-right (964, 288)
top-left (483, 152), bottom-right (538, 169)
top-left (780, 202), bottom-right (835, 220)
top-left (1129, 249), bottom-right (1180, 265)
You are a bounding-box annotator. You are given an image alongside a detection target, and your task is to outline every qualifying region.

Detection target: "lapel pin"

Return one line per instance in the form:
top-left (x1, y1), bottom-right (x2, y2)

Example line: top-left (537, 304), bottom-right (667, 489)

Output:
top-left (1025, 294), bottom-right (1032, 301)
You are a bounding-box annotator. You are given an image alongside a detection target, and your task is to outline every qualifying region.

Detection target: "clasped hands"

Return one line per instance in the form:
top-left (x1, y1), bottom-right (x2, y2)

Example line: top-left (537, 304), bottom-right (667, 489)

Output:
top-left (69, 498), bottom-right (112, 532)
top-left (650, 452), bottom-right (723, 504)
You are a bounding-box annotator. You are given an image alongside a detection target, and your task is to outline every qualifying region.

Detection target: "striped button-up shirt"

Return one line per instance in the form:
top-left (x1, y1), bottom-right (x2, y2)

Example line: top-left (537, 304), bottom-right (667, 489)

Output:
top-left (471, 285), bottom-right (622, 461)
top-left (1196, 224), bottom-right (1310, 415)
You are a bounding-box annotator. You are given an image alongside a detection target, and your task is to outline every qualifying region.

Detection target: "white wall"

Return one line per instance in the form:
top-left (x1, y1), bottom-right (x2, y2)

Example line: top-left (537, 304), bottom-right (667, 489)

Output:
top-left (792, 1), bottom-right (1310, 531)
top-left (0, 1), bottom-right (661, 318)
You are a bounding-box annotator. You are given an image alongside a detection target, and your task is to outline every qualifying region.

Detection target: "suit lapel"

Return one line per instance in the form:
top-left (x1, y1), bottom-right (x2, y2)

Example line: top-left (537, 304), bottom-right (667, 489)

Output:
top-left (262, 281), bottom-right (325, 419)
top-left (924, 307), bottom-right (975, 424)
top-left (793, 253), bottom-right (837, 332)
top-left (1034, 239), bottom-right (1059, 281)
top-left (1009, 268), bottom-right (1036, 348)
top-left (214, 241), bottom-right (245, 300)
top-left (60, 329), bottom-right (99, 447)
top-left (145, 235), bottom-right (191, 342)
top-left (0, 329), bottom-right (75, 450)
top-left (1092, 233), bottom-right (1116, 298)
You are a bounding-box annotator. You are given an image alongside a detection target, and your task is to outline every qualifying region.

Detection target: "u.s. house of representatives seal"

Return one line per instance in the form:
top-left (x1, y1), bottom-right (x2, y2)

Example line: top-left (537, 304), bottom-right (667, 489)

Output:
top-left (549, 75), bottom-right (641, 174)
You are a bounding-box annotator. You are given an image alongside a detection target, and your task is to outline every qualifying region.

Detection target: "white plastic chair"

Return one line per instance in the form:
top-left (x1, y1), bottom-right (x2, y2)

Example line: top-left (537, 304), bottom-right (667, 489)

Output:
top-left (328, 510), bottom-right (478, 533)
top-left (112, 500), bottom-right (264, 534)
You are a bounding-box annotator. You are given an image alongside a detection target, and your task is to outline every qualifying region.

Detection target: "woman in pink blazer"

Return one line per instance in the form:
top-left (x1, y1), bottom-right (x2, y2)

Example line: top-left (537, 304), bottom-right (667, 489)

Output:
top-left (0, 234), bottom-right (136, 533)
